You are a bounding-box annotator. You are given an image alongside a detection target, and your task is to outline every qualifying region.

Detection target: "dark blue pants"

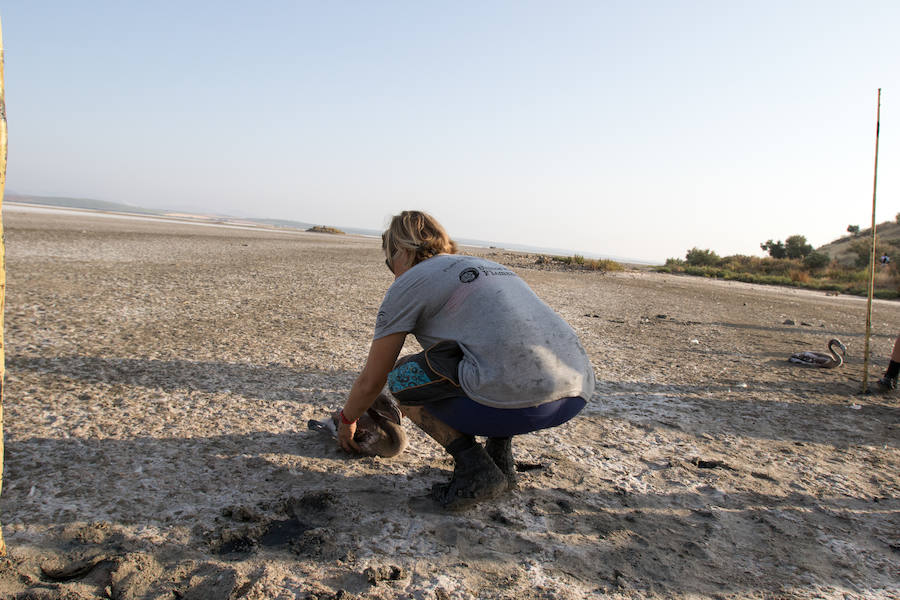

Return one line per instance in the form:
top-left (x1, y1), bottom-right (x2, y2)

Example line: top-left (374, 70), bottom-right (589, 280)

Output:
top-left (423, 394), bottom-right (586, 437)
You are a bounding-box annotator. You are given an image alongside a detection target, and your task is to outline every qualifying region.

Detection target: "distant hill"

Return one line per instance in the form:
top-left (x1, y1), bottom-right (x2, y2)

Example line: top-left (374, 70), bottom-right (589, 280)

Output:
top-left (4, 193), bottom-right (321, 232)
top-left (817, 220), bottom-right (900, 265)
top-left (6, 193), bottom-right (169, 216)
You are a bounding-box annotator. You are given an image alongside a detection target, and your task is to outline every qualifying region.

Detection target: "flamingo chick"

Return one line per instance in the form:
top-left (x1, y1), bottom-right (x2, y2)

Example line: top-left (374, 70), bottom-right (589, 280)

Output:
top-left (308, 392), bottom-right (408, 458)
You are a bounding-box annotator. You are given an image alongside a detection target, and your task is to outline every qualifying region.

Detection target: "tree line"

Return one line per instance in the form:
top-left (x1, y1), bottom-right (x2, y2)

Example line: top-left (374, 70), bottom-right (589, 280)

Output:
top-left (681, 234), bottom-right (829, 271)
top-left (758, 235), bottom-right (830, 269)
top-left (660, 225), bottom-right (900, 299)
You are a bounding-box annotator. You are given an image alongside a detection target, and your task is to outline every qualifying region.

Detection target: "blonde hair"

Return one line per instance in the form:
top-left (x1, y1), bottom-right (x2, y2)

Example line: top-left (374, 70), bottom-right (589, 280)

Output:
top-left (382, 211), bottom-right (458, 269)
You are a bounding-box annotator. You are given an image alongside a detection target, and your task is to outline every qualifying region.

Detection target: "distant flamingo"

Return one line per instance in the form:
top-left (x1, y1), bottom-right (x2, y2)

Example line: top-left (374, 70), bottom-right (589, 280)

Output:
top-left (789, 339), bottom-right (847, 369)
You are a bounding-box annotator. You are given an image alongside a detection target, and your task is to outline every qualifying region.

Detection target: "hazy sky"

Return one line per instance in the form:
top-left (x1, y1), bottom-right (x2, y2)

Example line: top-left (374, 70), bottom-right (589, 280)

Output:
top-left (2, 1), bottom-right (898, 263)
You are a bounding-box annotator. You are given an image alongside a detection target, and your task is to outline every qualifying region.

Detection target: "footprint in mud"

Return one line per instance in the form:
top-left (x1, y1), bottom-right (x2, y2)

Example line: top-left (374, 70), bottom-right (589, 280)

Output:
top-left (211, 491), bottom-right (343, 559)
top-left (259, 518), bottom-right (311, 547)
top-left (41, 552), bottom-right (112, 582)
top-left (211, 529), bottom-right (260, 560)
top-left (213, 516), bottom-right (326, 559)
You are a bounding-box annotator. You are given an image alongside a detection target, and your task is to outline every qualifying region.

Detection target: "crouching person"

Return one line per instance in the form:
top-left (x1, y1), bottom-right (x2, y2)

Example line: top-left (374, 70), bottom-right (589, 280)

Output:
top-left (338, 211), bottom-right (595, 509)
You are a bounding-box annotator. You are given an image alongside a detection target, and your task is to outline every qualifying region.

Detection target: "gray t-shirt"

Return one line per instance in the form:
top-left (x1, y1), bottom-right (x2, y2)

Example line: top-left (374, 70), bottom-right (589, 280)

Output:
top-left (374, 254), bottom-right (595, 409)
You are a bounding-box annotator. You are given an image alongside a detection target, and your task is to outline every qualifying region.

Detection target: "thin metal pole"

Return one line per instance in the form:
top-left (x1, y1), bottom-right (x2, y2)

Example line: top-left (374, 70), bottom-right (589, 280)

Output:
top-left (862, 88), bottom-right (881, 394)
top-left (0, 14), bottom-right (7, 555)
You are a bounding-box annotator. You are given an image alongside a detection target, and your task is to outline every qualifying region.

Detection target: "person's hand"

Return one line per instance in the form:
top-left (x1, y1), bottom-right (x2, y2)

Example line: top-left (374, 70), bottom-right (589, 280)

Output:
top-left (338, 418), bottom-right (361, 453)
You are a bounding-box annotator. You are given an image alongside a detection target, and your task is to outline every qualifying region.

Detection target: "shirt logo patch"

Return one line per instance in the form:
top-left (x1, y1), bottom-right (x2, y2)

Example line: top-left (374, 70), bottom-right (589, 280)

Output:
top-left (459, 268), bottom-right (479, 283)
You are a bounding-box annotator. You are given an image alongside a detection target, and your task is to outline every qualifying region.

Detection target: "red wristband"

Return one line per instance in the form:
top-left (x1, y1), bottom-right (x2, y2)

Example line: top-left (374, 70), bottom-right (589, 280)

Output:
top-left (340, 410), bottom-right (355, 425)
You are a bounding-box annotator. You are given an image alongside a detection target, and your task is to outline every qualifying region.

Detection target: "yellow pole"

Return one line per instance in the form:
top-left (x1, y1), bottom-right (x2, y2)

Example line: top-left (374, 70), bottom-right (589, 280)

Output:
top-left (862, 88), bottom-right (882, 394)
top-left (0, 14), bottom-right (8, 555)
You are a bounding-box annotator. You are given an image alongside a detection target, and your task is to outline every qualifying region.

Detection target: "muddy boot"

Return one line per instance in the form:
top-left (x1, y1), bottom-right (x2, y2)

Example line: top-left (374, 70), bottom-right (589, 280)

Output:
top-left (485, 436), bottom-right (518, 490)
top-left (431, 436), bottom-right (507, 510)
top-left (878, 374), bottom-right (897, 391)
top-left (879, 361), bottom-right (900, 391)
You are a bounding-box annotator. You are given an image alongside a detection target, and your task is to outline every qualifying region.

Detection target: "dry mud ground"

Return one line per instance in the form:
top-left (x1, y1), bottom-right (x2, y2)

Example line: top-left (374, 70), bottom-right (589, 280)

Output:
top-left (0, 207), bottom-right (897, 600)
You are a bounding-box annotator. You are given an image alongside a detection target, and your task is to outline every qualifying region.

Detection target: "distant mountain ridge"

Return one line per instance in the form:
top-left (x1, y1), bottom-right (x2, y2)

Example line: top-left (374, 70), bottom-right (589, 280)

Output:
top-left (4, 193), bottom-right (330, 233)
top-left (6, 193), bottom-right (170, 216)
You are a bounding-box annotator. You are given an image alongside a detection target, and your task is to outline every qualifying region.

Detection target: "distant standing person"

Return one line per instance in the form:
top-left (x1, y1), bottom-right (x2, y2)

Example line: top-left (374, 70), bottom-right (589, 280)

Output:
top-left (338, 211), bottom-right (595, 509)
top-left (878, 334), bottom-right (900, 390)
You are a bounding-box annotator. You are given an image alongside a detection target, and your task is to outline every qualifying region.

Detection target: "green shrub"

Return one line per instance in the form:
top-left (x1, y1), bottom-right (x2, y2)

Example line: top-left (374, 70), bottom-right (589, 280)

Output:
top-left (685, 247), bottom-right (721, 267)
top-left (784, 235), bottom-right (813, 259)
top-left (803, 251), bottom-right (831, 271)
top-left (307, 225), bottom-right (346, 234)
top-left (541, 254), bottom-right (622, 272)
top-left (824, 265), bottom-right (868, 283)
top-left (790, 269), bottom-right (810, 284)
top-left (761, 239), bottom-right (787, 258)
top-left (584, 258), bottom-right (624, 272)
top-left (602, 259), bottom-right (625, 272)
